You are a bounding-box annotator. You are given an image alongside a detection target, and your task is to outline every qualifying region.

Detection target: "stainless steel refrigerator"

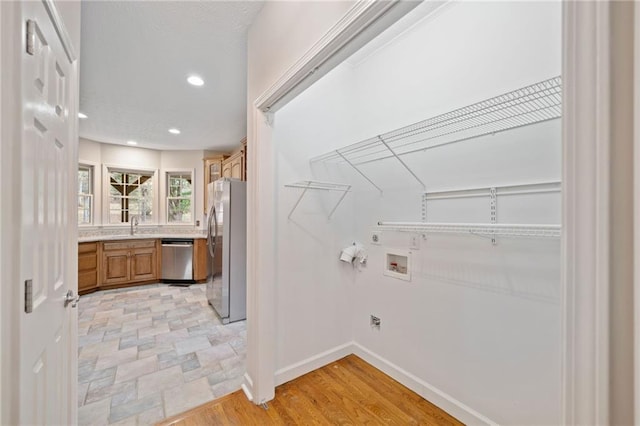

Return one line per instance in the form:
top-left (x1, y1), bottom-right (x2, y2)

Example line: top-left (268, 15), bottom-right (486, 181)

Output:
top-left (206, 178), bottom-right (247, 324)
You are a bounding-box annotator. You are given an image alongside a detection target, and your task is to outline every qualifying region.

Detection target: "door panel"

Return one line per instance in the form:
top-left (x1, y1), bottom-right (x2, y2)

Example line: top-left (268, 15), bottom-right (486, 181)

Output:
top-left (131, 248), bottom-right (157, 281)
top-left (20, 2), bottom-right (77, 424)
top-left (103, 250), bottom-right (130, 284)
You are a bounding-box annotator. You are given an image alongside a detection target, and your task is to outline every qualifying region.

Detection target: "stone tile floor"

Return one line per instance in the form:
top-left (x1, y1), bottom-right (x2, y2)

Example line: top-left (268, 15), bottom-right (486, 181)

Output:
top-left (77, 283), bottom-right (246, 425)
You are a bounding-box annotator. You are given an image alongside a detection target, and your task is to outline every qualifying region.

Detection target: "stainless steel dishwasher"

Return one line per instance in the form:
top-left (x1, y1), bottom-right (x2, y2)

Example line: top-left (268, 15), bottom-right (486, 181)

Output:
top-left (161, 239), bottom-right (194, 281)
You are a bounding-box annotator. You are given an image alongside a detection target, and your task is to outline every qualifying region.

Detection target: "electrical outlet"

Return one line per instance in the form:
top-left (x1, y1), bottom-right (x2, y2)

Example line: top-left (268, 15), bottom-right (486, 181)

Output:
top-left (371, 231), bottom-right (381, 245)
top-left (370, 315), bottom-right (381, 328)
top-left (410, 234), bottom-right (420, 250)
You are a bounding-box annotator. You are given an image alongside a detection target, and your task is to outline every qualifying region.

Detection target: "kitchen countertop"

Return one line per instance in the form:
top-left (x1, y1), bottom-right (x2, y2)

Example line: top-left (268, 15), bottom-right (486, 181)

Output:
top-left (78, 233), bottom-right (207, 243)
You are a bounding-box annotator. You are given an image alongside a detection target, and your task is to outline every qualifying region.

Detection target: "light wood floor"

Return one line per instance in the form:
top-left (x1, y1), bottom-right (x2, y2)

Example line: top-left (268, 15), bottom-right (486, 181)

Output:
top-left (158, 355), bottom-right (463, 425)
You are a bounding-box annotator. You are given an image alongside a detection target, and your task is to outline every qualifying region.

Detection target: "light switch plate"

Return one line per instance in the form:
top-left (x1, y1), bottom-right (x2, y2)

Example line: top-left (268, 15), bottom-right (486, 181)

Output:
top-left (410, 234), bottom-right (420, 250)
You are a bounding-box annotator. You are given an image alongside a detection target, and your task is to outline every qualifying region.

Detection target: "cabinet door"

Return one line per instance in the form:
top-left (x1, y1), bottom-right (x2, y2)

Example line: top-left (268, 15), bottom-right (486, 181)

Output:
top-left (204, 156), bottom-right (226, 213)
top-left (231, 155), bottom-right (243, 179)
top-left (222, 161), bottom-right (232, 178)
top-left (193, 239), bottom-right (208, 281)
top-left (103, 249), bottom-right (130, 284)
top-left (78, 243), bottom-right (99, 293)
top-left (131, 247), bottom-right (157, 282)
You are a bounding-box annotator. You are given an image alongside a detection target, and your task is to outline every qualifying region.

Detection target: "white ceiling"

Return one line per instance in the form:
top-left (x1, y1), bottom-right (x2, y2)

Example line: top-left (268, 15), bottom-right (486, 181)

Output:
top-left (79, 1), bottom-right (264, 151)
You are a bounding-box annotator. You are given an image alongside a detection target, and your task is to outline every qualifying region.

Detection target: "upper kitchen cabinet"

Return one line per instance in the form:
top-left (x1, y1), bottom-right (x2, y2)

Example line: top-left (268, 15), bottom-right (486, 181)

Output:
top-left (222, 138), bottom-right (247, 181)
top-left (203, 154), bottom-right (228, 213)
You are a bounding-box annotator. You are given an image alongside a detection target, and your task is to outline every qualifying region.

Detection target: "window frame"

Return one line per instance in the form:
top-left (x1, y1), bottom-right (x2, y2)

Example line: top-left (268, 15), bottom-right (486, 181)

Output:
top-left (77, 162), bottom-right (97, 227)
top-left (102, 164), bottom-right (159, 227)
top-left (163, 168), bottom-right (195, 225)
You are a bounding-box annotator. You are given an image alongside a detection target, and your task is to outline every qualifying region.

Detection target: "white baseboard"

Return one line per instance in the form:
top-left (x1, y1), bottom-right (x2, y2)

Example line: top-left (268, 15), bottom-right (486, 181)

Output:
top-left (274, 342), bottom-right (354, 386)
top-left (352, 343), bottom-right (497, 426)
top-left (241, 373), bottom-right (254, 402)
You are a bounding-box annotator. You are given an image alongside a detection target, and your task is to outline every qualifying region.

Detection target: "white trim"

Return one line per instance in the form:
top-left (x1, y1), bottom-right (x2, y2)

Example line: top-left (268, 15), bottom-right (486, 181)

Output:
top-left (254, 0), bottom-right (420, 113)
top-left (274, 342), bottom-right (354, 386)
top-left (634, 3), bottom-right (640, 423)
top-left (78, 160), bottom-right (100, 226)
top-left (352, 343), bottom-right (496, 426)
top-left (162, 168), bottom-right (196, 226)
top-left (1, 4), bottom-right (22, 423)
top-left (41, 0), bottom-right (76, 62)
top-left (244, 109), bottom-right (276, 404)
top-left (562, 1), bottom-right (610, 424)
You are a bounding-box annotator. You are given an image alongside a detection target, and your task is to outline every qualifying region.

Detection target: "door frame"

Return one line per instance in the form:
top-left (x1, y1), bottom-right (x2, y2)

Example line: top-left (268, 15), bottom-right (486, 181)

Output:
top-left (245, 0), bottom-right (617, 423)
top-left (1, 3), bottom-right (23, 423)
top-left (634, 3), bottom-right (640, 423)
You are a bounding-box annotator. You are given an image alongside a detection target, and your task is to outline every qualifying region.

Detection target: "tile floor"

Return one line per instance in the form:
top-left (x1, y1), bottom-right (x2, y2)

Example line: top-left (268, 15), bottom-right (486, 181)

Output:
top-left (77, 283), bottom-right (246, 425)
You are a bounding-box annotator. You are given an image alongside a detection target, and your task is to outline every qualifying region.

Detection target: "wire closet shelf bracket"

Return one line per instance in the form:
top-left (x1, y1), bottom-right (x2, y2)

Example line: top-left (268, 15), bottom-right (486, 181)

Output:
top-left (284, 181), bottom-right (351, 220)
top-left (310, 76), bottom-right (562, 192)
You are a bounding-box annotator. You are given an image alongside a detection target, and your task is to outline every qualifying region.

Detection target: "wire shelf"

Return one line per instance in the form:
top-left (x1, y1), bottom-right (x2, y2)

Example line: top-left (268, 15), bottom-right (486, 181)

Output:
top-left (284, 181), bottom-right (351, 191)
top-left (311, 76), bottom-right (562, 170)
top-left (376, 221), bottom-right (561, 239)
top-left (284, 181), bottom-right (351, 220)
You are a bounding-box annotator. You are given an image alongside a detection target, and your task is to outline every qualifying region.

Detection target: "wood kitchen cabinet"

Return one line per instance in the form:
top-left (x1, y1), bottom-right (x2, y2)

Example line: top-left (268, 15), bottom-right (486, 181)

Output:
top-left (222, 138), bottom-right (247, 181)
top-left (78, 242), bottom-right (100, 295)
top-left (203, 154), bottom-right (228, 213)
top-left (102, 248), bottom-right (130, 285)
top-left (193, 238), bottom-right (209, 282)
top-left (101, 239), bottom-right (160, 289)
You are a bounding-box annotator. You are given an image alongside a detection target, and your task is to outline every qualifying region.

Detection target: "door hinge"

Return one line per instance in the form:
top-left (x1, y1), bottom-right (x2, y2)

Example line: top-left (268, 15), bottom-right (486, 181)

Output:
top-left (26, 20), bottom-right (36, 55)
top-left (25, 279), bottom-right (33, 313)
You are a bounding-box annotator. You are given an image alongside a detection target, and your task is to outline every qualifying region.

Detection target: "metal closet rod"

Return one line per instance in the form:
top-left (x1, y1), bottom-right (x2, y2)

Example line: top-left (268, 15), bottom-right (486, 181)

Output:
top-left (376, 221), bottom-right (562, 239)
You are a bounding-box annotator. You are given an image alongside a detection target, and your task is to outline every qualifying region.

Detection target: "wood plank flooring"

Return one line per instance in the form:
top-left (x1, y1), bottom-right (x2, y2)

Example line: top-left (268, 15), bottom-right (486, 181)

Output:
top-left (158, 354), bottom-right (463, 425)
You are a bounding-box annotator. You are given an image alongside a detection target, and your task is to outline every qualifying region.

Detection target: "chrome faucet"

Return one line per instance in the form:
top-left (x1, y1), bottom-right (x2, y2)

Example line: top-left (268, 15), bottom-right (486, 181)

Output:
top-left (130, 215), bottom-right (139, 235)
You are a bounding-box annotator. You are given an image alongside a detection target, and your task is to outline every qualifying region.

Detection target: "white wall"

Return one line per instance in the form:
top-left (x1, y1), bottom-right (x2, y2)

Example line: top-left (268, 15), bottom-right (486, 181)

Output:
top-left (271, 2), bottom-right (561, 424)
top-left (79, 138), bottom-right (208, 228)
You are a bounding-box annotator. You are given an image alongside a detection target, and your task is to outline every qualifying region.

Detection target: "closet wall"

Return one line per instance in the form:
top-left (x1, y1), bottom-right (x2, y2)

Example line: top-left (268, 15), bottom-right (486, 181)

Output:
top-left (272, 2), bottom-right (561, 424)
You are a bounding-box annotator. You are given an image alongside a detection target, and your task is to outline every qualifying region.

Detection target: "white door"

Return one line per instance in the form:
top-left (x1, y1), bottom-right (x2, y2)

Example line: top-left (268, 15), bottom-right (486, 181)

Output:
top-left (20, 1), bottom-right (78, 424)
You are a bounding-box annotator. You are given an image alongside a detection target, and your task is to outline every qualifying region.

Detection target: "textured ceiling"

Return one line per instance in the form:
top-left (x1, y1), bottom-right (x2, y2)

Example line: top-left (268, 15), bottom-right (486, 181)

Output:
top-left (79, 1), bottom-right (264, 151)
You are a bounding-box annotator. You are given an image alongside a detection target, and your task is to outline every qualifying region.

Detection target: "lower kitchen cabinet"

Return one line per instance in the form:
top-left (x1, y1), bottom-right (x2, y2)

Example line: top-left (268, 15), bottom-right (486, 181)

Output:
top-left (78, 242), bottom-right (100, 295)
top-left (193, 238), bottom-right (209, 281)
top-left (79, 238), bottom-right (207, 294)
top-left (101, 239), bottom-right (160, 289)
top-left (102, 248), bottom-right (130, 285)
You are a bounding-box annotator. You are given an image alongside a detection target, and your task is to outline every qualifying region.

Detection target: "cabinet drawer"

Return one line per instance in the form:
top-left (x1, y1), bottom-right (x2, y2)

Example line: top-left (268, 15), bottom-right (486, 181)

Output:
top-left (129, 240), bottom-right (157, 249)
top-left (78, 252), bottom-right (97, 271)
top-left (79, 270), bottom-right (98, 291)
top-left (78, 242), bottom-right (97, 254)
top-left (103, 239), bottom-right (156, 251)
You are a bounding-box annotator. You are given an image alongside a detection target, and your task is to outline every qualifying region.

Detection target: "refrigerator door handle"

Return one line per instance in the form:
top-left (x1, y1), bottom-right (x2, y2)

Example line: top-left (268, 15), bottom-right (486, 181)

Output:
top-left (207, 204), bottom-right (216, 257)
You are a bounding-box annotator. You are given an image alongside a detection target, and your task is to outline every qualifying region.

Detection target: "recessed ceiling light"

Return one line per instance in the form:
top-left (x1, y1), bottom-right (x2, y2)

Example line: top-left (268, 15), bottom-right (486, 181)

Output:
top-left (187, 75), bottom-right (204, 86)
top-left (78, 112), bottom-right (88, 119)
top-left (168, 128), bottom-right (181, 135)
top-left (126, 140), bottom-right (138, 146)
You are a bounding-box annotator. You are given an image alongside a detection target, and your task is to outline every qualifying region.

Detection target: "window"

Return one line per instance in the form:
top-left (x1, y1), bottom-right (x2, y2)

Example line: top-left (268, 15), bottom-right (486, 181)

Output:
top-left (166, 172), bottom-right (193, 224)
top-left (78, 165), bottom-right (93, 225)
top-left (108, 169), bottom-right (154, 224)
